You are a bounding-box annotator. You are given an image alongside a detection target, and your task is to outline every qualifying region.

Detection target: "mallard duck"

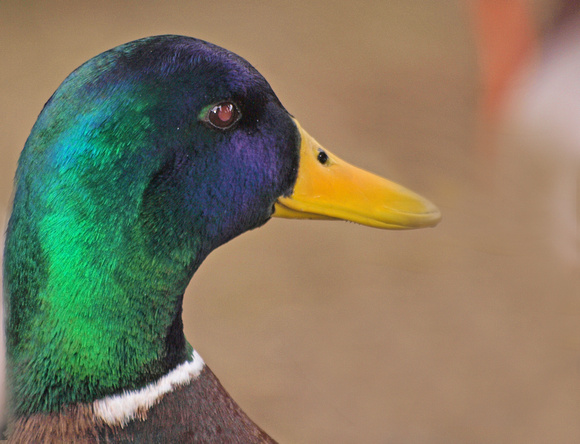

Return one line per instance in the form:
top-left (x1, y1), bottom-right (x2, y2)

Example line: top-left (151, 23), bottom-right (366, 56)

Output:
top-left (3, 35), bottom-right (440, 442)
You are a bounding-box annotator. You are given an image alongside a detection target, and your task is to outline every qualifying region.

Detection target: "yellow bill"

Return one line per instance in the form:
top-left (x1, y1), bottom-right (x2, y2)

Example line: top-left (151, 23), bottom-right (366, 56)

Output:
top-left (273, 120), bottom-right (441, 229)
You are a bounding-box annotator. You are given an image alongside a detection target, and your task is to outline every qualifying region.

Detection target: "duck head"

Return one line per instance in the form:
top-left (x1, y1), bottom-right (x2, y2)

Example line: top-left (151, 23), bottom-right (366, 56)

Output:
top-left (4, 35), bottom-right (440, 417)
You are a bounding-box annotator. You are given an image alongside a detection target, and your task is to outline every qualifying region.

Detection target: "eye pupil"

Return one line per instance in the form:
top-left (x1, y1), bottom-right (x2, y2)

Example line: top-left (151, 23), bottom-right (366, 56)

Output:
top-left (208, 102), bottom-right (239, 129)
top-left (217, 104), bottom-right (233, 122)
top-left (317, 150), bottom-right (329, 165)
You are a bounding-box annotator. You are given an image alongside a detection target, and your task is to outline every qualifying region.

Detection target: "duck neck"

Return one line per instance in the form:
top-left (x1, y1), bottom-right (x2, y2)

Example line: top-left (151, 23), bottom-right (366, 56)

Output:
top-left (4, 173), bottom-right (208, 416)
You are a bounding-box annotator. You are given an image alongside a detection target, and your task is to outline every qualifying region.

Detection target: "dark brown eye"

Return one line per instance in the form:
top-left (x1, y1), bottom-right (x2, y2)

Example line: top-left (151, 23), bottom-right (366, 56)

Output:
top-left (207, 102), bottom-right (240, 129)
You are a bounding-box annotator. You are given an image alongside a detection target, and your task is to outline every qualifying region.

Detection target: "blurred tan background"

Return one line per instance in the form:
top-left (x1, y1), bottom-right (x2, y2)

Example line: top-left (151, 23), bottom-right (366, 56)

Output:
top-left (1, 1), bottom-right (579, 443)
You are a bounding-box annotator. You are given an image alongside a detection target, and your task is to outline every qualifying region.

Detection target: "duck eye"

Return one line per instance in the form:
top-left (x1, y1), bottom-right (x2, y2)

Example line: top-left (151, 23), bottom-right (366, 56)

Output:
top-left (207, 102), bottom-right (240, 129)
top-left (317, 149), bottom-right (329, 165)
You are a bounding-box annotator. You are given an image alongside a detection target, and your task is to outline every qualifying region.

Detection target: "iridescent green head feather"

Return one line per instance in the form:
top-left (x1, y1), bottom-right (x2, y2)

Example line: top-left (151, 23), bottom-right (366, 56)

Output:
top-left (5, 35), bottom-right (299, 415)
